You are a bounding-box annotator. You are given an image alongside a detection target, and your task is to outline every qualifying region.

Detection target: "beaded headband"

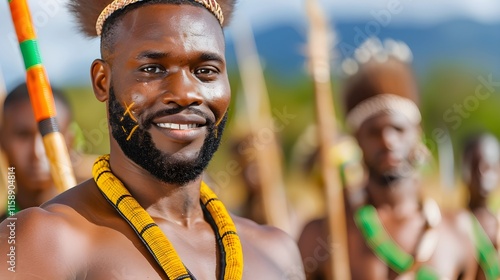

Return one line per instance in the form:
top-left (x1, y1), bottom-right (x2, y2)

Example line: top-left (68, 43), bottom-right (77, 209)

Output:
top-left (341, 37), bottom-right (413, 76)
top-left (346, 93), bottom-right (421, 131)
top-left (96, 0), bottom-right (224, 36)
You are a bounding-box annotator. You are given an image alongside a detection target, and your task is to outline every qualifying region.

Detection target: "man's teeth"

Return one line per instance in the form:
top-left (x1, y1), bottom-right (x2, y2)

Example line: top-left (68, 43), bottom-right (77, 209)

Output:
top-left (156, 123), bottom-right (198, 130)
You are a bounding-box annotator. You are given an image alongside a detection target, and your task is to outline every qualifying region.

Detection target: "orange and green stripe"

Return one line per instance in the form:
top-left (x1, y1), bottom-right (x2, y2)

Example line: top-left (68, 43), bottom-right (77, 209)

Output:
top-left (7, 0), bottom-right (76, 192)
top-left (8, 0), bottom-right (57, 132)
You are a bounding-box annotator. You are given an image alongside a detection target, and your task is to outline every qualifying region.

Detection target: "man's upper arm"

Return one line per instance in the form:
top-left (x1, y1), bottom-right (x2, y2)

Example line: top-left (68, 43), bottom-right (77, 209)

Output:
top-left (0, 207), bottom-right (82, 279)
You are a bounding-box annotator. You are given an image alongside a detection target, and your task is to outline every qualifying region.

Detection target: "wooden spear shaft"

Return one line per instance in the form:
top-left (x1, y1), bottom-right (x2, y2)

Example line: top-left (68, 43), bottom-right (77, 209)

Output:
top-left (7, 0), bottom-right (76, 192)
top-left (232, 18), bottom-right (292, 233)
top-left (306, 0), bottom-right (351, 278)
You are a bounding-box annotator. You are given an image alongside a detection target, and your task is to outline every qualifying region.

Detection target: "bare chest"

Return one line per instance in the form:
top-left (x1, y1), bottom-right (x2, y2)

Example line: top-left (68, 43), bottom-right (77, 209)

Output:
top-left (347, 221), bottom-right (466, 280)
top-left (78, 226), bottom-right (289, 280)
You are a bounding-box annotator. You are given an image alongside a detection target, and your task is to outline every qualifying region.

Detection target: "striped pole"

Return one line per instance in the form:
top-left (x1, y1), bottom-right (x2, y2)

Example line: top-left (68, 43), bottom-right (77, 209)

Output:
top-left (7, 0), bottom-right (76, 192)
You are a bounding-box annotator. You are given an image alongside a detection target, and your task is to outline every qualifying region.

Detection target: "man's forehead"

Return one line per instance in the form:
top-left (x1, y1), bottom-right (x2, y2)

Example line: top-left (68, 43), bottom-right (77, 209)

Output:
top-left (478, 138), bottom-right (500, 161)
top-left (107, 4), bottom-right (225, 63)
top-left (114, 4), bottom-right (223, 39)
top-left (2, 101), bottom-right (35, 127)
top-left (362, 111), bottom-right (415, 130)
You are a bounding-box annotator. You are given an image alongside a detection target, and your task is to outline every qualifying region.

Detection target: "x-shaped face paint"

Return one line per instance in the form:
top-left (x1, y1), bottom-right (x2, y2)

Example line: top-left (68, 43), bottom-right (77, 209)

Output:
top-left (119, 101), bottom-right (139, 141)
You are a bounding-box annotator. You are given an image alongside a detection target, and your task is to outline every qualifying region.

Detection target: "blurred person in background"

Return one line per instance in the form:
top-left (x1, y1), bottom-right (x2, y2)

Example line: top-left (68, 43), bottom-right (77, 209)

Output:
top-left (227, 131), bottom-right (302, 237)
top-left (298, 38), bottom-right (477, 279)
top-left (462, 132), bottom-right (500, 279)
top-left (0, 83), bottom-right (77, 220)
top-left (229, 133), bottom-right (267, 224)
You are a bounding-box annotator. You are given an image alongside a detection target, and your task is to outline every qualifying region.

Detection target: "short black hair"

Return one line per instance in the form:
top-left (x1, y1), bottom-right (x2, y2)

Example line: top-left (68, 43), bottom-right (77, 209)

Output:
top-left (3, 83), bottom-right (72, 119)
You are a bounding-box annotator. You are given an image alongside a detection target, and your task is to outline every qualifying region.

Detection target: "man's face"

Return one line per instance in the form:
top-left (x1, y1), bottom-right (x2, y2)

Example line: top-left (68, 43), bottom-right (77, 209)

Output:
top-left (355, 112), bottom-right (420, 183)
top-left (102, 4), bottom-right (230, 185)
top-left (466, 138), bottom-right (500, 197)
top-left (0, 99), bottom-right (71, 192)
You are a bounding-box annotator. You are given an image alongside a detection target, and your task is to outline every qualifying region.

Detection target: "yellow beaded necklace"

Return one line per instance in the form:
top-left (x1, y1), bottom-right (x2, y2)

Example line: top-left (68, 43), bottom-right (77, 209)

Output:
top-left (92, 155), bottom-right (244, 279)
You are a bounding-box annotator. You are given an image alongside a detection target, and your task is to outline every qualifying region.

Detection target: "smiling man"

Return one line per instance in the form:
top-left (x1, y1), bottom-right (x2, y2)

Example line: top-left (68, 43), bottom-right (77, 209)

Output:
top-left (0, 1), bottom-right (305, 279)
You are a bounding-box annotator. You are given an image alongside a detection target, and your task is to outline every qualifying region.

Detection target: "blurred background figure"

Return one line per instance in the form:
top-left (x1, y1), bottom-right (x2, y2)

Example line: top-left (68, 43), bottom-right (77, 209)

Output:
top-left (229, 133), bottom-right (267, 225)
top-left (298, 38), bottom-right (477, 280)
top-left (462, 132), bottom-right (500, 279)
top-left (0, 83), bottom-right (91, 220)
top-left (224, 131), bottom-right (303, 237)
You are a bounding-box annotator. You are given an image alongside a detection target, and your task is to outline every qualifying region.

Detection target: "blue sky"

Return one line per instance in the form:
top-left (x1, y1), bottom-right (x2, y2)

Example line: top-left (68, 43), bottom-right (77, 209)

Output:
top-left (234, 0), bottom-right (500, 29)
top-left (1, 0), bottom-right (500, 91)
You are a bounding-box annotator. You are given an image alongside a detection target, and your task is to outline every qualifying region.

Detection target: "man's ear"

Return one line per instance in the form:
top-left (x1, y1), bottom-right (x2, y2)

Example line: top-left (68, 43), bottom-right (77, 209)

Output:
top-left (91, 59), bottom-right (111, 102)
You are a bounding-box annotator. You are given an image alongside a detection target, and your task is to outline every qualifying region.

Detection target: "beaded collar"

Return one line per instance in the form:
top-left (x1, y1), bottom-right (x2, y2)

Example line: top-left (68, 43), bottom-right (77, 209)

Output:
top-left (93, 155), bottom-right (243, 279)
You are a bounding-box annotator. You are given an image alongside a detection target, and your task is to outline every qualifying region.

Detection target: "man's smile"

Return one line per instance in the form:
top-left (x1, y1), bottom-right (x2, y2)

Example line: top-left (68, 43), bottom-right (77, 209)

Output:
top-left (155, 123), bottom-right (199, 130)
top-left (149, 113), bottom-right (208, 144)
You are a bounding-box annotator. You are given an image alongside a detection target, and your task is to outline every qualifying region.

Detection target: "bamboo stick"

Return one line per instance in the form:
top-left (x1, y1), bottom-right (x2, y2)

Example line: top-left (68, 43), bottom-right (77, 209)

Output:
top-left (232, 18), bottom-right (292, 233)
top-left (305, 0), bottom-right (351, 278)
top-left (7, 0), bottom-right (76, 192)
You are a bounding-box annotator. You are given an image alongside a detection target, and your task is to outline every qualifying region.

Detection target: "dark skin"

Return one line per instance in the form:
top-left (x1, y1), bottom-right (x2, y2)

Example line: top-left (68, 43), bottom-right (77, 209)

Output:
top-left (0, 98), bottom-right (72, 212)
top-left (0, 4), bottom-right (304, 279)
top-left (463, 134), bottom-right (500, 280)
top-left (298, 112), bottom-right (477, 280)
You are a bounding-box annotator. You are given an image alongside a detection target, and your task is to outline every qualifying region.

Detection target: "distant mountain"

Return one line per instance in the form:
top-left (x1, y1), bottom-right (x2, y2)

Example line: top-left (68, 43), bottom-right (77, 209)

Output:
top-left (225, 18), bottom-right (500, 81)
top-left (3, 17), bottom-right (497, 89)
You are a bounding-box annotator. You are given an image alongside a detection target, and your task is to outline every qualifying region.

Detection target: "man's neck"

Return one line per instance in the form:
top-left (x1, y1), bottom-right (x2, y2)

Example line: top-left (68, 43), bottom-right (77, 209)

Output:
top-left (109, 151), bottom-right (205, 228)
top-left (468, 192), bottom-right (488, 211)
top-left (365, 174), bottom-right (420, 218)
top-left (469, 200), bottom-right (492, 219)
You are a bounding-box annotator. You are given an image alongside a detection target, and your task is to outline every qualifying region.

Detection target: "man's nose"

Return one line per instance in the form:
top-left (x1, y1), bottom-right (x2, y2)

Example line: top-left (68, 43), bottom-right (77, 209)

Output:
top-left (160, 69), bottom-right (203, 107)
top-left (381, 128), bottom-right (398, 150)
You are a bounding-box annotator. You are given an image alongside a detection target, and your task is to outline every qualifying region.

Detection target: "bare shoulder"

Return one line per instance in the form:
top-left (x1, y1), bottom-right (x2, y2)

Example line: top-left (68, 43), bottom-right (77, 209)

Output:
top-left (438, 208), bottom-right (478, 278)
top-left (233, 216), bottom-right (305, 280)
top-left (0, 203), bottom-right (90, 279)
top-left (441, 208), bottom-right (474, 239)
top-left (440, 208), bottom-right (476, 257)
top-left (0, 181), bottom-right (99, 279)
top-left (234, 215), bottom-right (299, 255)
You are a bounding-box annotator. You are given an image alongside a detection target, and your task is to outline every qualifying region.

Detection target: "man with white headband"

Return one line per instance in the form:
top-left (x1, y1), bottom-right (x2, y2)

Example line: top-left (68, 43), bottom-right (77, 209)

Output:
top-left (0, 0), bottom-right (305, 279)
top-left (298, 38), bottom-right (477, 279)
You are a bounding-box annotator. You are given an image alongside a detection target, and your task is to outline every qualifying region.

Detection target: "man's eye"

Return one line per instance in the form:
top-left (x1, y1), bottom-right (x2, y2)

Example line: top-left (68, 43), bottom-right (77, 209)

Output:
top-left (393, 125), bottom-right (405, 133)
top-left (141, 66), bottom-right (165, 74)
top-left (195, 67), bottom-right (218, 75)
top-left (14, 130), bottom-right (33, 139)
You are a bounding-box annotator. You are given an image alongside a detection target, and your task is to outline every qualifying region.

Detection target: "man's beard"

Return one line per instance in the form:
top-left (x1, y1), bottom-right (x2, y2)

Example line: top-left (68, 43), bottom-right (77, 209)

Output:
top-left (108, 87), bottom-right (227, 185)
top-left (369, 156), bottom-right (417, 185)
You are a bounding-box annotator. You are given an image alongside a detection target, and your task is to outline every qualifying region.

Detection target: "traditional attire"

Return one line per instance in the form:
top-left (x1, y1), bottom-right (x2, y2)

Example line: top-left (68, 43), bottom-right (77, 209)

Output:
top-left (342, 38), bottom-right (444, 279)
